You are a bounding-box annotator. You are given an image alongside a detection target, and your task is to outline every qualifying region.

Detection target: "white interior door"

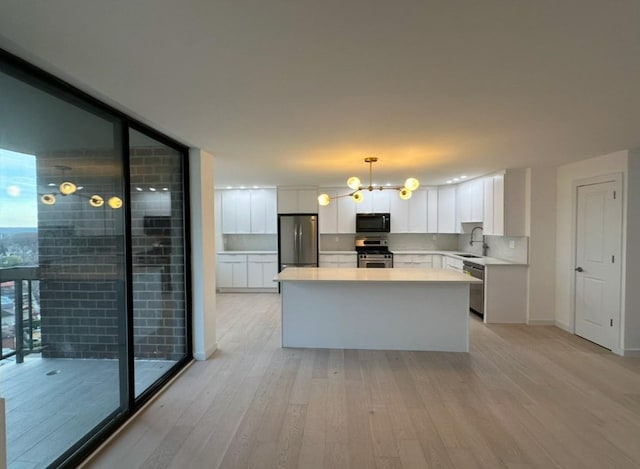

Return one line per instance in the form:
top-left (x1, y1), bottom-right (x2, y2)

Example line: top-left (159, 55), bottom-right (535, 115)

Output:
top-left (574, 179), bottom-right (622, 350)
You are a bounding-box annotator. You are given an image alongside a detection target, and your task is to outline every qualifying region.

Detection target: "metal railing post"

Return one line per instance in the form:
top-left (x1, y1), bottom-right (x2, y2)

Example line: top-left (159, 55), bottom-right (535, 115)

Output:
top-left (14, 281), bottom-right (24, 363)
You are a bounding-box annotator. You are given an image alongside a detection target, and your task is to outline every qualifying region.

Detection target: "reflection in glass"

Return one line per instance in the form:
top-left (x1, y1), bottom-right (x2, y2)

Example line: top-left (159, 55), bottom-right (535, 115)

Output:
top-left (129, 128), bottom-right (187, 397)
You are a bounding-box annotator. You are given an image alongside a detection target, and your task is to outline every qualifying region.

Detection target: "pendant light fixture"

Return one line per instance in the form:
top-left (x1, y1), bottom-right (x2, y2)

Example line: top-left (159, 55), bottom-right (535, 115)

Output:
top-left (39, 165), bottom-right (123, 209)
top-left (317, 157), bottom-right (420, 206)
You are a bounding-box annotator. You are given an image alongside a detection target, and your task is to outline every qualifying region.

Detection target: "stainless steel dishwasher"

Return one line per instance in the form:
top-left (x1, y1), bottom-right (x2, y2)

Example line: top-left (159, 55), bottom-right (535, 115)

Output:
top-left (463, 261), bottom-right (484, 317)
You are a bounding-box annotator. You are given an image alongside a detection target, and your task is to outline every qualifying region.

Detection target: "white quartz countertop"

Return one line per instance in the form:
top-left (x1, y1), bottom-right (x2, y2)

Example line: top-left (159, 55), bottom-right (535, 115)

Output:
top-left (275, 267), bottom-right (482, 283)
top-left (217, 251), bottom-right (277, 255)
top-left (392, 250), bottom-right (527, 266)
top-left (319, 251), bottom-right (357, 255)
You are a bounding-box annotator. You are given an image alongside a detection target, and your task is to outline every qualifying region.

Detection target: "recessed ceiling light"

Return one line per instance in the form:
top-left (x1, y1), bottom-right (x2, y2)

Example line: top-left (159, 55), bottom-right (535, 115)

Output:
top-left (162, 187), bottom-right (169, 191)
top-left (149, 187), bottom-right (156, 192)
top-left (136, 187), bottom-right (143, 191)
top-left (460, 175), bottom-right (467, 179)
top-left (453, 178), bottom-right (460, 182)
top-left (446, 180), bottom-right (453, 184)
top-left (226, 186), bottom-right (232, 189)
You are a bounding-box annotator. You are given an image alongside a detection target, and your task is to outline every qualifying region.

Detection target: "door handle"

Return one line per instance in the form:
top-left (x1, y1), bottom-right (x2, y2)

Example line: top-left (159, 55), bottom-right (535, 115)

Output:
top-left (575, 266), bottom-right (584, 272)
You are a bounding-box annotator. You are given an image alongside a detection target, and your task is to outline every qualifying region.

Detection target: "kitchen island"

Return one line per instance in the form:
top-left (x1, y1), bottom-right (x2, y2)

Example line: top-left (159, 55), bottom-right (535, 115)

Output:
top-left (274, 267), bottom-right (481, 352)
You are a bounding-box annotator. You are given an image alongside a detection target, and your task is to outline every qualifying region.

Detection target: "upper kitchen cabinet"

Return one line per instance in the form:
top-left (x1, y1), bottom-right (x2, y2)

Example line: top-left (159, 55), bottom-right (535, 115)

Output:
top-left (277, 187), bottom-right (318, 213)
top-left (221, 189), bottom-right (251, 233)
top-left (220, 188), bottom-right (277, 234)
top-left (455, 178), bottom-right (484, 227)
top-left (437, 185), bottom-right (457, 233)
top-left (427, 186), bottom-right (438, 232)
top-left (390, 188), bottom-right (428, 233)
top-left (356, 189), bottom-right (391, 213)
top-left (250, 188), bottom-right (277, 233)
top-left (319, 188), bottom-right (356, 233)
top-left (483, 168), bottom-right (528, 236)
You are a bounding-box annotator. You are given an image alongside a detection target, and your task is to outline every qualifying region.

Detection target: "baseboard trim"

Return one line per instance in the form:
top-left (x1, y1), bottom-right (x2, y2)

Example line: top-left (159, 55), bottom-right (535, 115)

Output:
top-left (554, 321), bottom-right (573, 333)
top-left (527, 319), bottom-right (555, 326)
top-left (193, 342), bottom-right (218, 361)
top-left (622, 348), bottom-right (640, 357)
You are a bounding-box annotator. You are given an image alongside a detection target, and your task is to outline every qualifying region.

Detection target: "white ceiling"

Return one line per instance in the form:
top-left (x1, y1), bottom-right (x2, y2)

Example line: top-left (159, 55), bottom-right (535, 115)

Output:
top-left (1, 1), bottom-right (639, 187)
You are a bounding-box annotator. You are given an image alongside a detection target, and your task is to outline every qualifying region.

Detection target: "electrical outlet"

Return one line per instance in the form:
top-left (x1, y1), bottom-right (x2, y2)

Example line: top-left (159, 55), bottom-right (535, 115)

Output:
top-left (509, 240), bottom-right (515, 249)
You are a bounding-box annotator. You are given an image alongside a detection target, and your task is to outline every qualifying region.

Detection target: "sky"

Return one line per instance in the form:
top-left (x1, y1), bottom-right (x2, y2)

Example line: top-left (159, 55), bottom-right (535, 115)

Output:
top-left (0, 148), bottom-right (38, 228)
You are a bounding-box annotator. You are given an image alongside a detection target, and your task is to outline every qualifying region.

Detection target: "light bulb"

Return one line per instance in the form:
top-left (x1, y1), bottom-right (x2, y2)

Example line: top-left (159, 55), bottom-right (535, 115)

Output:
top-left (108, 196), bottom-right (123, 209)
top-left (352, 191), bottom-right (364, 203)
top-left (59, 181), bottom-right (77, 195)
top-left (404, 177), bottom-right (420, 192)
top-left (347, 176), bottom-right (361, 190)
top-left (89, 195), bottom-right (104, 207)
top-left (41, 194), bottom-right (56, 205)
top-left (318, 193), bottom-right (331, 206)
top-left (399, 188), bottom-right (412, 200)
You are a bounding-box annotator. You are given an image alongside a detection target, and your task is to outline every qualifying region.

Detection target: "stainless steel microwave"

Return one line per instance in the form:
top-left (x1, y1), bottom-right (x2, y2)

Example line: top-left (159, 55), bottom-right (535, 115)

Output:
top-left (356, 213), bottom-right (391, 233)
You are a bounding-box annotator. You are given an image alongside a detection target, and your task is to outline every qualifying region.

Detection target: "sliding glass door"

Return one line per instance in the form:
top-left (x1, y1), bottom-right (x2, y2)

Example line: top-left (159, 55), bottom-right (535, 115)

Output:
top-left (0, 51), bottom-right (191, 468)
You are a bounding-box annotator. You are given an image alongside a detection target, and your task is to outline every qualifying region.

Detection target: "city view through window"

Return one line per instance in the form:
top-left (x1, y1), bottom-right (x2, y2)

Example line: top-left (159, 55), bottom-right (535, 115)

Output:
top-left (1, 149), bottom-right (40, 359)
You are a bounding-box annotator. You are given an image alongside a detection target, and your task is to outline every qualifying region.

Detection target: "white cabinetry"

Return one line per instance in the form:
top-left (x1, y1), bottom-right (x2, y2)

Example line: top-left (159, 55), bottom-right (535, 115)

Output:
top-left (247, 254), bottom-right (278, 288)
top-left (394, 254), bottom-right (436, 269)
top-left (444, 256), bottom-right (463, 272)
top-left (221, 190), bottom-right (251, 233)
top-left (277, 188), bottom-right (318, 213)
top-left (217, 254), bottom-right (247, 288)
top-left (356, 190), bottom-right (391, 213)
top-left (319, 253), bottom-right (357, 268)
top-left (390, 188), bottom-right (428, 233)
top-left (456, 178), bottom-right (483, 228)
top-left (217, 253), bottom-right (278, 290)
top-left (249, 189), bottom-right (277, 233)
top-left (318, 188), bottom-right (356, 233)
top-left (482, 169), bottom-right (527, 236)
top-left (437, 185), bottom-right (457, 233)
top-left (220, 189), bottom-right (277, 234)
top-left (427, 187), bottom-right (438, 233)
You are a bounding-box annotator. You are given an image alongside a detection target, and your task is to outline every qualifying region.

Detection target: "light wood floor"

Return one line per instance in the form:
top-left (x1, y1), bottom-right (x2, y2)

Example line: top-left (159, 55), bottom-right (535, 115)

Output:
top-left (85, 293), bottom-right (640, 469)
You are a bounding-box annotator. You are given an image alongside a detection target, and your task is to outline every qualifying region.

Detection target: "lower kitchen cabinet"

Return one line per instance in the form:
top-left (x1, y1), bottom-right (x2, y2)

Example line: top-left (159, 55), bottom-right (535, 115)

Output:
top-left (394, 254), bottom-right (436, 269)
top-left (217, 254), bottom-right (247, 288)
top-left (247, 254), bottom-right (278, 288)
top-left (217, 253), bottom-right (278, 291)
top-left (444, 256), bottom-right (464, 272)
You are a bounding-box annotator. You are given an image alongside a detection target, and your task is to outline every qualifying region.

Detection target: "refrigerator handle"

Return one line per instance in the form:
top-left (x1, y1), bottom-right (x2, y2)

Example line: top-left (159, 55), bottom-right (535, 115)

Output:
top-left (293, 224), bottom-right (298, 264)
top-left (297, 223), bottom-right (302, 263)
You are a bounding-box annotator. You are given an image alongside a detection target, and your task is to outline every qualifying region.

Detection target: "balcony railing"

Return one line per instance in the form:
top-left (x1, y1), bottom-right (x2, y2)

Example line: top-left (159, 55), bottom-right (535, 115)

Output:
top-left (1, 266), bottom-right (41, 363)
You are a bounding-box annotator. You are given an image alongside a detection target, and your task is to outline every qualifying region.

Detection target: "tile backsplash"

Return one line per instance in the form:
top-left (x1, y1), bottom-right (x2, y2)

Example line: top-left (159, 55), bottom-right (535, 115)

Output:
top-left (224, 232), bottom-right (528, 263)
top-left (223, 234), bottom-right (277, 251)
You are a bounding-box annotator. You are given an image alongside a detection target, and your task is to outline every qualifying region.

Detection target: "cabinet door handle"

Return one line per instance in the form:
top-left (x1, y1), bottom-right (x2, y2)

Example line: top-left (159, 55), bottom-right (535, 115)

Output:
top-left (575, 266), bottom-right (583, 272)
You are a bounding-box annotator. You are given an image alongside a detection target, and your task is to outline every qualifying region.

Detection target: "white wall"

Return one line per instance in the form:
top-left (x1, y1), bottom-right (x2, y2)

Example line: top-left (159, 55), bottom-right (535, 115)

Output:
top-left (190, 149), bottom-right (218, 360)
top-left (624, 149), bottom-right (640, 352)
top-left (555, 150), bottom-right (628, 332)
top-left (528, 166), bottom-right (557, 323)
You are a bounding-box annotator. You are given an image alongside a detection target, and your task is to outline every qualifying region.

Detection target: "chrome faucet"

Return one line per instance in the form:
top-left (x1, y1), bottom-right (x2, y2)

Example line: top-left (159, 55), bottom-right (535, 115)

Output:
top-left (469, 226), bottom-right (488, 256)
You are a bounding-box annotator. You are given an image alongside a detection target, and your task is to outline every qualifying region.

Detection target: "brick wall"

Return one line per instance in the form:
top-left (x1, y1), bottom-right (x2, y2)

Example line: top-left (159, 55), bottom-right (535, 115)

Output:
top-left (38, 146), bottom-right (186, 361)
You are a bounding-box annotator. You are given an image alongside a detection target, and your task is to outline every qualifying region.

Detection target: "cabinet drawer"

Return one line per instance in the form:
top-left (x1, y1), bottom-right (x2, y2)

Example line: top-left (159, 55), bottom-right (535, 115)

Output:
top-left (218, 254), bottom-right (247, 263)
top-left (247, 254), bottom-right (277, 263)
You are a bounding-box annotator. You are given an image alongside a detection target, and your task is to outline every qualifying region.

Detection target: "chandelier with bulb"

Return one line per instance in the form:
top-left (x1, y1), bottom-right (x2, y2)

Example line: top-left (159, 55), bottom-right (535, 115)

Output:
top-left (317, 157), bottom-right (420, 206)
top-left (39, 165), bottom-right (123, 209)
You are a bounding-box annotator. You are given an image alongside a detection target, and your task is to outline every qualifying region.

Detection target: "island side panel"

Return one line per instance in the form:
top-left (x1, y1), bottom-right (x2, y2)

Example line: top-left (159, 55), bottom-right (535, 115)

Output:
top-left (280, 281), bottom-right (469, 352)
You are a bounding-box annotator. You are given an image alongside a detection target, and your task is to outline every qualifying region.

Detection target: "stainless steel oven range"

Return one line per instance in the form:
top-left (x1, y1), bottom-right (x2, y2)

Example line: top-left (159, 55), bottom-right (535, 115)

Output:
top-left (355, 236), bottom-right (393, 268)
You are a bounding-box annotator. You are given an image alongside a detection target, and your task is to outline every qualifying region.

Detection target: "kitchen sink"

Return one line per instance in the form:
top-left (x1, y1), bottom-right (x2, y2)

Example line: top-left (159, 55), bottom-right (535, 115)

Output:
top-left (456, 253), bottom-right (482, 258)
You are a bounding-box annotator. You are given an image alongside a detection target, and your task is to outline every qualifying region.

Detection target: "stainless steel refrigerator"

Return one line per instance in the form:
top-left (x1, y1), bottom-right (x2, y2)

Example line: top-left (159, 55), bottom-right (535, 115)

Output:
top-left (278, 214), bottom-right (318, 271)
